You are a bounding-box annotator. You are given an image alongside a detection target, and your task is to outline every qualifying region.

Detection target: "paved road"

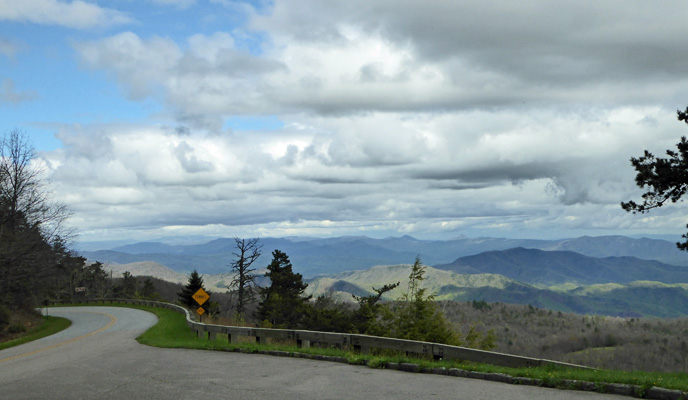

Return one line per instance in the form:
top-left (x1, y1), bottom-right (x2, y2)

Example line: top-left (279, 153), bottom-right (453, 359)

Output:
top-left (0, 307), bottom-right (625, 399)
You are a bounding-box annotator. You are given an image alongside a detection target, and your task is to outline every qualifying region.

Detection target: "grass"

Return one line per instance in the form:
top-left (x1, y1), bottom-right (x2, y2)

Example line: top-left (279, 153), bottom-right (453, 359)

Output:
top-left (0, 316), bottom-right (72, 351)
top-left (51, 302), bottom-right (688, 394)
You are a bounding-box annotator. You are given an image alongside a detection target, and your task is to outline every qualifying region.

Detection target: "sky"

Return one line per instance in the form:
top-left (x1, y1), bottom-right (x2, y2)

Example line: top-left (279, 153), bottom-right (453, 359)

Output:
top-left (2, 0), bottom-right (688, 244)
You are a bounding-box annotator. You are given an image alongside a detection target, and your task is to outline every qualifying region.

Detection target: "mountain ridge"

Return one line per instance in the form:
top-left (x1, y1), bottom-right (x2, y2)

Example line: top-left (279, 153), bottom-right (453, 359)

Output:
top-left (435, 247), bottom-right (688, 286)
top-left (80, 234), bottom-right (688, 277)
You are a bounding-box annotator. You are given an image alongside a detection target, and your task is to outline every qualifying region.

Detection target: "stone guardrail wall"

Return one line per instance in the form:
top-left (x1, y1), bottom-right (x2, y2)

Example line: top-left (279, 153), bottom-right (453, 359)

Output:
top-left (50, 298), bottom-right (589, 370)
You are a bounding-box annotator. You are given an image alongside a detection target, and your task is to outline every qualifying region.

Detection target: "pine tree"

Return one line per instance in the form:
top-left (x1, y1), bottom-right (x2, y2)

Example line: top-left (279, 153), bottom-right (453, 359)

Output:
top-left (140, 277), bottom-right (158, 300)
top-left (351, 282), bottom-right (398, 336)
top-left (622, 106), bottom-right (688, 250)
top-left (117, 271), bottom-right (138, 299)
top-left (256, 250), bottom-right (310, 328)
top-left (178, 270), bottom-right (209, 308)
top-left (389, 256), bottom-right (460, 345)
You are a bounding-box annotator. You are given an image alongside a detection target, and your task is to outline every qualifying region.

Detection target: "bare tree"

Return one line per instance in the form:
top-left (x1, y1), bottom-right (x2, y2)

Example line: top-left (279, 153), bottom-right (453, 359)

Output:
top-left (228, 237), bottom-right (262, 316)
top-left (0, 129), bottom-right (70, 242)
top-left (0, 129), bottom-right (71, 308)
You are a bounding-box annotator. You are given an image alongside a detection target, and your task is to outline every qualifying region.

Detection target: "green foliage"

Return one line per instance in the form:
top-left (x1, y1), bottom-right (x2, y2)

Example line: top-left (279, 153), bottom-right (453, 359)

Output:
top-left (304, 293), bottom-right (354, 333)
top-left (256, 250), bottom-right (311, 328)
top-left (386, 256), bottom-right (463, 346)
top-left (114, 271), bottom-right (138, 299)
top-left (177, 270), bottom-right (211, 308)
top-left (52, 248), bottom-right (113, 302)
top-left (0, 316), bottom-right (71, 350)
top-left (462, 325), bottom-right (497, 350)
top-left (351, 281), bottom-right (399, 336)
top-left (7, 322), bottom-right (26, 334)
top-left (139, 277), bottom-right (160, 300)
top-left (296, 257), bottom-right (496, 350)
top-left (622, 106), bottom-right (688, 250)
top-left (0, 305), bottom-right (9, 332)
top-left (472, 299), bottom-right (492, 310)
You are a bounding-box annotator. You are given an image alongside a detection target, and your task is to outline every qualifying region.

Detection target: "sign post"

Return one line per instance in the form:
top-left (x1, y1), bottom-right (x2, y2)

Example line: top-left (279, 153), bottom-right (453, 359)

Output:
top-left (192, 288), bottom-right (209, 322)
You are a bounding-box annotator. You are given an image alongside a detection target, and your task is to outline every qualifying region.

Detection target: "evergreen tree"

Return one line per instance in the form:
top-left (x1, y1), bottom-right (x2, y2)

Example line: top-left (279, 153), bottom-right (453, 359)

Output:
top-left (304, 293), bottom-right (355, 333)
top-left (177, 269), bottom-right (210, 308)
top-left (117, 271), bottom-right (138, 299)
top-left (351, 282), bottom-right (398, 336)
top-left (622, 106), bottom-right (688, 250)
top-left (83, 262), bottom-right (112, 299)
top-left (140, 277), bottom-right (158, 300)
top-left (388, 256), bottom-right (460, 345)
top-left (256, 250), bottom-right (310, 328)
top-left (52, 243), bottom-right (92, 302)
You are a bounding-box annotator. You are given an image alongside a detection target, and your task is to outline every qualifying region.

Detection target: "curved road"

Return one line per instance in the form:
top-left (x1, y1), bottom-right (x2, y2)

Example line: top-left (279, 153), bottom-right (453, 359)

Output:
top-left (0, 307), bottom-right (623, 399)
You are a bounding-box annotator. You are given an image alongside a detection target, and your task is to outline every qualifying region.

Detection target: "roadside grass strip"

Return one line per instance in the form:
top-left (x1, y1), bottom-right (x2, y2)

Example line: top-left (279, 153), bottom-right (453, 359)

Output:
top-left (54, 302), bottom-right (688, 398)
top-left (0, 316), bottom-right (72, 351)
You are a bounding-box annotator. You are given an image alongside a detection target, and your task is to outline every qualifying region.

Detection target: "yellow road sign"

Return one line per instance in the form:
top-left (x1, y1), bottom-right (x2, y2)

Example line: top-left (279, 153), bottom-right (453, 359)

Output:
top-left (196, 307), bottom-right (205, 315)
top-left (192, 288), bottom-right (209, 305)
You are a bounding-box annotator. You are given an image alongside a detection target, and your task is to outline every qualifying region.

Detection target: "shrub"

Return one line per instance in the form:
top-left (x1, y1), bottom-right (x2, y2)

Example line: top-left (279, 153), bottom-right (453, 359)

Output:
top-left (8, 322), bottom-right (26, 334)
top-left (0, 305), bottom-right (10, 332)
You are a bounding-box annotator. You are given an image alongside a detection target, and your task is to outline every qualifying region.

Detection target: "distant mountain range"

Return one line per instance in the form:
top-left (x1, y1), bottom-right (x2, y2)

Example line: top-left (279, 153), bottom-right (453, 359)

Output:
top-left (85, 234), bottom-right (688, 318)
top-left (80, 234), bottom-right (688, 277)
top-left (435, 247), bottom-right (688, 286)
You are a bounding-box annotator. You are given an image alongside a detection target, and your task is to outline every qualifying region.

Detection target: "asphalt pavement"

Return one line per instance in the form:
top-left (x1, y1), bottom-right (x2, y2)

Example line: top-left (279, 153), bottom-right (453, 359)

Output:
top-left (0, 306), bottom-right (625, 399)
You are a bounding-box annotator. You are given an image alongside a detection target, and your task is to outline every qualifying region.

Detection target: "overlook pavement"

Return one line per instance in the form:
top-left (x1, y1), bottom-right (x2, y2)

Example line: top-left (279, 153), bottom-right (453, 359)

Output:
top-left (0, 306), bottom-right (624, 399)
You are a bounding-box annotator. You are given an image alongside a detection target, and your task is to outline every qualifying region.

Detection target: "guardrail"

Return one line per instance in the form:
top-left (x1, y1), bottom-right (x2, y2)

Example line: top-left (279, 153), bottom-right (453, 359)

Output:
top-left (49, 298), bottom-right (590, 370)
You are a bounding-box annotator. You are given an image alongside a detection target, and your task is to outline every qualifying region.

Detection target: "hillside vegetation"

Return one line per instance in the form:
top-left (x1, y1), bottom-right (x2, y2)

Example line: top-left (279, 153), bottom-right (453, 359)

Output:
top-left (443, 301), bottom-right (688, 373)
top-left (142, 274), bottom-right (688, 373)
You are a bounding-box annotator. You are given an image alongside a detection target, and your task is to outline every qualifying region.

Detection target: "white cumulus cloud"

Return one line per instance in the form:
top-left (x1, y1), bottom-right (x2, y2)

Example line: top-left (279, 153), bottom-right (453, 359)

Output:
top-left (0, 0), bottom-right (133, 29)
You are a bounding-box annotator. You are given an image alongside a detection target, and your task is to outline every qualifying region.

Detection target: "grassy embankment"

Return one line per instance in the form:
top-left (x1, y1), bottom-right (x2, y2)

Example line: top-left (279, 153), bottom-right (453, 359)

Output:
top-left (0, 316), bottom-right (71, 351)
top-left (114, 302), bottom-right (688, 394)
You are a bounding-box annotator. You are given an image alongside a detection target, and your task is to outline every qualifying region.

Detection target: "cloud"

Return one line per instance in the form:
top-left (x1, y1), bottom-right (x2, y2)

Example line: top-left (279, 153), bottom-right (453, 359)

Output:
top-left (41, 1), bottom-right (688, 241)
top-left (0, 38), bottom-right (18, 58)
top-left (174, 141), bottom-right (215, 173)
top-left (76, 32), bottom-right (182, 100)
top-left (43, 104), bottom-right (682, 241)
top-left (73, 1), bottom-right (688, 128)
top-left (0, 0), bottom-right (133, 29)
top-left (254, 0), bottom-right (688, 85)
top-left (75, 31), bottom-right (285, 129)
top-left (0, 78), bottom-right (38, 104)
top-left (149, 0), bottom-right (196, 9)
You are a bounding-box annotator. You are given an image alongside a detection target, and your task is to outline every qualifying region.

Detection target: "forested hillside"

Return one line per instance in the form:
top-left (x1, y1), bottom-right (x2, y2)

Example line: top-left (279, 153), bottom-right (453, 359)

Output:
top-left (441, 301), bottom-right (688, 373)
top-left (0, 131), bottom-right (165, 340)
